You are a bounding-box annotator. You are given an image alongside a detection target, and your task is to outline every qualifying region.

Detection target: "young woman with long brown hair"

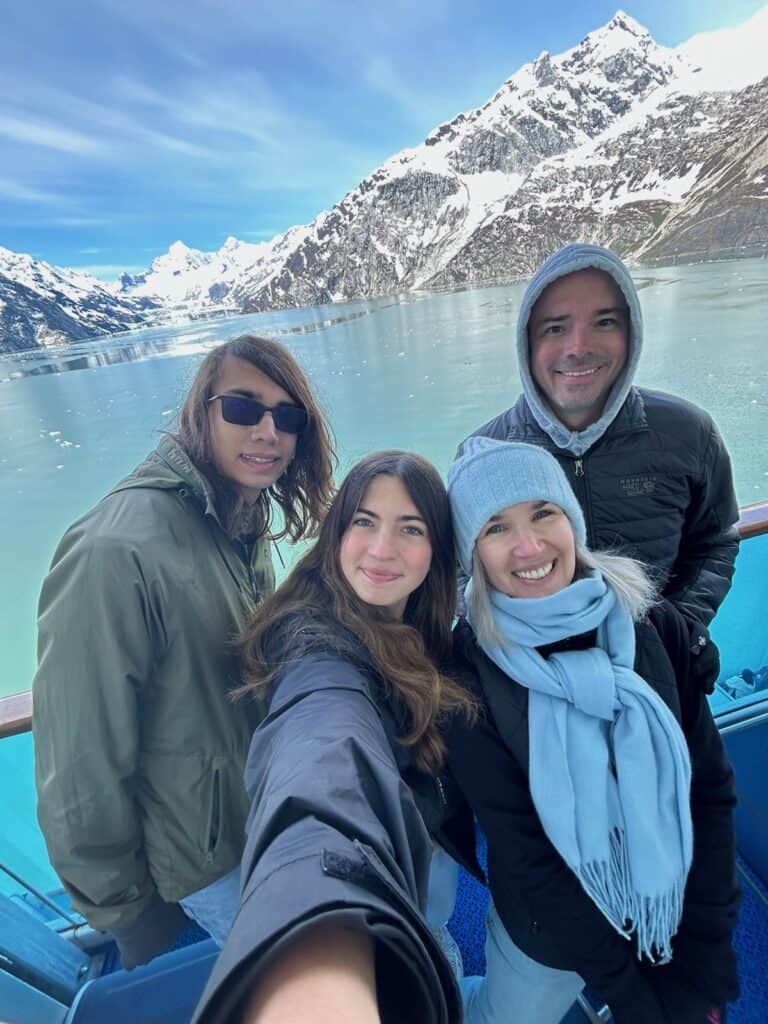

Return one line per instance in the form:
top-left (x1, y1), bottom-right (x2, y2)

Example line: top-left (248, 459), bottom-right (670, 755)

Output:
top-left (194, 450), bottom-right (478, 1024)
top-left (34, 334), bottom-right (335, 968)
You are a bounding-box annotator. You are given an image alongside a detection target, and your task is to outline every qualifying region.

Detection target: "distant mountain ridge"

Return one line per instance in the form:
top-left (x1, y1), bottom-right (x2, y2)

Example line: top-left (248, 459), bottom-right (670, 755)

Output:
top-left (2, 8), bottom-right (767, 351)
top-left (0, 247), bottom-right (161, 353)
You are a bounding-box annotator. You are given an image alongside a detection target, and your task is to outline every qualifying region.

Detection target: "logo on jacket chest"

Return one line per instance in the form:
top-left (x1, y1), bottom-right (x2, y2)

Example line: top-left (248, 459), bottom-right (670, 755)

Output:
top-left (619, 475), bottom-right (657, 497)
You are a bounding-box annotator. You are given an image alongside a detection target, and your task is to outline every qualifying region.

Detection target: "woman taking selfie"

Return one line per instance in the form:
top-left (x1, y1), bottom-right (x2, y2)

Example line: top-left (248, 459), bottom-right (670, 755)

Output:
top-left (194, 451), bottom-right (478, 1024)
top-left (445, 437), bottom-right (739, 1024)
top-left (34, 334), bottom-right (335, 967)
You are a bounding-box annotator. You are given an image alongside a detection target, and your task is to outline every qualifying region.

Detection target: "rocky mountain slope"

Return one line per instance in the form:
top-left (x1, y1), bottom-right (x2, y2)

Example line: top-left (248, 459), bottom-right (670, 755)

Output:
top-left (3, 9), bottom-right (766, 350)
top-left (0, 247), bottom-right (160, 352)
top-left (223, 12), bottom-right (766, 310)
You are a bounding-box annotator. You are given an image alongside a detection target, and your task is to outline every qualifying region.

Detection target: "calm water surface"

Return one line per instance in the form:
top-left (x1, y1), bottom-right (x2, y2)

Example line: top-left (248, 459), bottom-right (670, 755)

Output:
top-left (2, 258), bottom-right (767, 698)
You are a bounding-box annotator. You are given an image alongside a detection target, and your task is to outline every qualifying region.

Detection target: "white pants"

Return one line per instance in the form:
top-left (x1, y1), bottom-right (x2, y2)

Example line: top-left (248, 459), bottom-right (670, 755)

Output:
top-left (462, 902), bottom-right (585, 1024)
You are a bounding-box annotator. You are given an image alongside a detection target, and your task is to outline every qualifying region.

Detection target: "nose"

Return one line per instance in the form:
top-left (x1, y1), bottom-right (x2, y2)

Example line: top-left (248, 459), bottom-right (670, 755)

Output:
top-left (564, 322), bottom-right (591, 358)
top-left (512, 529), bottom-right (545, 557)
top-left (250, 410), bottom-right (279, 443)
top-left (368, 529), bottom-right (396, 560)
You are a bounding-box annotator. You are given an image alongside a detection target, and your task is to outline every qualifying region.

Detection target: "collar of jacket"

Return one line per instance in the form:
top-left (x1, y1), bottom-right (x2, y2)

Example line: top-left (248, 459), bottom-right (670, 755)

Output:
top-left (506, 388), bottom-right (649, 457)
top-left (109, 434), bottom-right (225, 527)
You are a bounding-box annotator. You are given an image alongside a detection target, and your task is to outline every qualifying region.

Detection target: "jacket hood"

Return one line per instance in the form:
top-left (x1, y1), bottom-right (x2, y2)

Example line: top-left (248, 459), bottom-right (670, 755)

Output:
top-left (108, 434), bottom-right (220, 521)
top-left (516, 243), bottom-right (643, 456)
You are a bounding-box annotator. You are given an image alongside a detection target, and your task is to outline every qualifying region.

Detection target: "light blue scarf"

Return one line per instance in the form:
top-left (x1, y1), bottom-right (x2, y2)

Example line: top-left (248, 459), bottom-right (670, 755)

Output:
top-left (466, 572), bottom-right (693, 961)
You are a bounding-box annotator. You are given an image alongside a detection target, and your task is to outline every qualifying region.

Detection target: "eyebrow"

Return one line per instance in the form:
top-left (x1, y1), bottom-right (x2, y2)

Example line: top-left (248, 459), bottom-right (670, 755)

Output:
top-left (356, 505), bottom-right (426, 523)
top-left (487, 500), bottom-right (549, 522)
top-left (222, 387), bottom-right (262, 398)
top-left (221, 388), bottom-right (295, 405)
top-left (534, 305), bottom-right (627, 327)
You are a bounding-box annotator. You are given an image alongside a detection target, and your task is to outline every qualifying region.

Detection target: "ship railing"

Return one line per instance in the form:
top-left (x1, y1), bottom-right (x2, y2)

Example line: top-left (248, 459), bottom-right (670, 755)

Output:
top-left (3, 498), bottom-right (767, 742)
top-left (0, 499), bottom-right (767, 1022)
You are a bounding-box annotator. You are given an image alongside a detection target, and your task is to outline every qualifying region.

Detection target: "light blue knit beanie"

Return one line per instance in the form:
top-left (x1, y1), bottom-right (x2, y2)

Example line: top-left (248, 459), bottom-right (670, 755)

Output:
top-left (447, 437), bottom-right (587, 575)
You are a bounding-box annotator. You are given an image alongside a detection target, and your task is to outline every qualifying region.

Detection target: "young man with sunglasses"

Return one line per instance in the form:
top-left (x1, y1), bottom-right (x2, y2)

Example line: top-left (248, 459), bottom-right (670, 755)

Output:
top-left (33, 335), bottom-right (335, 970)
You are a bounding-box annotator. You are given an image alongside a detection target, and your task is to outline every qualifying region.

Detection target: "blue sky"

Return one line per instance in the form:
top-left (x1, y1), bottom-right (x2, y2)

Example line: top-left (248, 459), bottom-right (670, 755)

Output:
top-left (1, 0), bottom-right (765, 278)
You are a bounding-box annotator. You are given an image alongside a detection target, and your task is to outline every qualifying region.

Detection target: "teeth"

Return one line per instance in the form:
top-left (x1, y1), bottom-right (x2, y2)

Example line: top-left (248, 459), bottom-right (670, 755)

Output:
top-left (560, 367), bottom-right (598, 377)
top-left (242, 454), bottom-right (276, 463)
top-left (514, 562), bottom-right (554, 580)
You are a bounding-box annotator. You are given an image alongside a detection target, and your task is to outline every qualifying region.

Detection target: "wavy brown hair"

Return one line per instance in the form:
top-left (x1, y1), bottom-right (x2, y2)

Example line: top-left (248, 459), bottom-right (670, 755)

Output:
top-left (176, 334), bottom-right (336, 540)
top-left (238, 451), bottom-right (475, 773)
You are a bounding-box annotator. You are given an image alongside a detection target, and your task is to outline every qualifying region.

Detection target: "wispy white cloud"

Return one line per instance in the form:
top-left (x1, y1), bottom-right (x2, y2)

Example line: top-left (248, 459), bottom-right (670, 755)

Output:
top-left (0, 177), bottom-right (64, 204)
top-left (111, 73), bottom-right (281, 147)
top-left (0, 78), bottom-right (217, 163)
top-left (0, 112), bottom-right (106, 155)
top-left (364, 57), bottom-right (423, 119)
top-left (53, 217), bottom-right (114, 228)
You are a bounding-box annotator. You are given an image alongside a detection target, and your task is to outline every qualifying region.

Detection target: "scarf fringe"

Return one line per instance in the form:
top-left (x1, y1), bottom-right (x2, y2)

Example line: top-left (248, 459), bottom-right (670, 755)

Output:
top-left (577, 828), bottom-right (684, 962)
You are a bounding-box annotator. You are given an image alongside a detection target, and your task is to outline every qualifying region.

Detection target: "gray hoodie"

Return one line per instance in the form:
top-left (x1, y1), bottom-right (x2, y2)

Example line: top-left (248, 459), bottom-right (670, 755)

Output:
top-left (516, 242), bottom-right (643, 457)
top-left (459, 242), bottom-right (739, 627)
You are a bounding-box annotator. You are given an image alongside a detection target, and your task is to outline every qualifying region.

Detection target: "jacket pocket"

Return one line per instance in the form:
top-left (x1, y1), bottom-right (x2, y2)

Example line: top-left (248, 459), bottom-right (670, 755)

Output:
top-left (205, 766), bottom-right (223, 862)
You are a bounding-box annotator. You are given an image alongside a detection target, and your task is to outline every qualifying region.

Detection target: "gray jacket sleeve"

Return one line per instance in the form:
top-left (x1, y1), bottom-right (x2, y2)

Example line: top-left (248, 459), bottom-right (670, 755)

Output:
top-left (193, 654), bottom-right (461, 1024)
top-left (663, 419), bottom-right (739, 627)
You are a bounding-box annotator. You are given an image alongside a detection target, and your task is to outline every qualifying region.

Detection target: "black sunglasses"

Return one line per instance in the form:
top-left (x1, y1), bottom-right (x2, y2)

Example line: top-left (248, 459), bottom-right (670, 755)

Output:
top-left (208, 394), bottom-right (309, 434)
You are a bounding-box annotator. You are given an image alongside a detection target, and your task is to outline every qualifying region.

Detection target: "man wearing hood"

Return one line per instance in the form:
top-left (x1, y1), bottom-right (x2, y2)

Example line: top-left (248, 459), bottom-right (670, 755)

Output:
top-left (459, 243), bottom-right (739, 631)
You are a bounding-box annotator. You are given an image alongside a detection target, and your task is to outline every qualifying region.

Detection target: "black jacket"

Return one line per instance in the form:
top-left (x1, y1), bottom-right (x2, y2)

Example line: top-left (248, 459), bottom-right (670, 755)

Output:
top-left (194, 643), bottom-right (479, 1024)
top-left (464, 388), bottom-right (739, 628)
top-left (447, 602), bottom-right (739, 1024)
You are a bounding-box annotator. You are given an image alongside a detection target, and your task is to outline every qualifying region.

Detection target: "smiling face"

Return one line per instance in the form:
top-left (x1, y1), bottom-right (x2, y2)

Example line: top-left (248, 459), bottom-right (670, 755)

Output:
top-left (476, 500), bottom-right (576, 599)
top-left (339, 474), bottom-right (433, 620)
top-left (528, 268), bottom-right (629, 431)
top-left (207, 355), bottom-right (299, 500)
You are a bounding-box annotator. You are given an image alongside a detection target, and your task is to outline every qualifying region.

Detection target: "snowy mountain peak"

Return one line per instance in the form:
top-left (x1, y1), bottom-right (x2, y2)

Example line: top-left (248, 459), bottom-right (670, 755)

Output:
top-left (0, 246), bottom-right (159, 350)
top-left (562, 9), bottom-right (677, 74)
top-left (168, 240), bottom-right (198, 257)
top-left (604, 11), bottom-right (649, 38)
top-left (3, 7), bottom-right (766, 352)
top-left (148, 240), bottom-right (210, 277)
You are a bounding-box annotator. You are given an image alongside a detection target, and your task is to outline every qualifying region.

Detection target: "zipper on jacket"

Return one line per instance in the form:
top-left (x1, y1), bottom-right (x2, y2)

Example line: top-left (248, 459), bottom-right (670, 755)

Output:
top-left (574, 458), bottom-right (584, 477)
top-left (206, 769), bottom-right (222, 863)
top-left (435, 776), bottom-right (447, 807)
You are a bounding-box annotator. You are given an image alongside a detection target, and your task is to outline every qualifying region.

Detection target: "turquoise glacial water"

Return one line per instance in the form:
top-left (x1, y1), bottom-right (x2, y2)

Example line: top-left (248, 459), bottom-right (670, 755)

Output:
top-left (1, 257), bottom-right (767, 700)
top-left (1, 258), bottom-right (767, 894)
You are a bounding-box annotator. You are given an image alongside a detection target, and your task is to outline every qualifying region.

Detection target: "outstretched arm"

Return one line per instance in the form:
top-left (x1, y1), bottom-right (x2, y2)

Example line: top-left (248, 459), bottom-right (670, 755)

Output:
top-left (241, 923), bottom-right (378, 1024)
top-left (194, 655), bottom-right (459, 1024)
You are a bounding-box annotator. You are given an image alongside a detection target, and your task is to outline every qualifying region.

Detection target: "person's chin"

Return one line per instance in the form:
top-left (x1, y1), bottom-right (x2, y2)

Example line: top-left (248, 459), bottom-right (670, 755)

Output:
top-left (236, 465), bottom-right (284, 494)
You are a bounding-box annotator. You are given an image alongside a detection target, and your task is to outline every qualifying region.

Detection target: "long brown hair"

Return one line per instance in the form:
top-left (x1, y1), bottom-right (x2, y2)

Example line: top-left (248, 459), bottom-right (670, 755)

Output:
top-left (238, 451), bottom-right (475, 773)
top-left (176, 334), bottom-right (336, 540)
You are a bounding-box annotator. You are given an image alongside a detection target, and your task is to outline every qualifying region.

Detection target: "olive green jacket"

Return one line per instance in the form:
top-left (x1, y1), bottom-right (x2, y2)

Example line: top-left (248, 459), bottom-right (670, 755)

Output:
top-left (33, 435), bottom-right (274, 954)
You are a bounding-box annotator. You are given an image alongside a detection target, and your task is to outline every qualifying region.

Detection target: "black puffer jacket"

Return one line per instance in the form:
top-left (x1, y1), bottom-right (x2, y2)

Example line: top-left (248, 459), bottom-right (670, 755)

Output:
top-left (194, 640), bottom-right (480, 1024)
top-left (464, 388), bottom-right (739, 629)
top-left (447, 601), bottom-right (739, 1024)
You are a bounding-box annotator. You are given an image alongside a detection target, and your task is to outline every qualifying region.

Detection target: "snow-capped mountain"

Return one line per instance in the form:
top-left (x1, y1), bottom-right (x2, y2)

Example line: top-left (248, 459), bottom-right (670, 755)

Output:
top-left (117, 229), bottom-right (311, 314)
top-left (3, 8), bottom-right (767, 351)
top-left (130, 8), bottom-right (768, 317)
top-left (231, 11), bottom-right (697, 309)
top-left (0, 247), bottom-right (160, 352)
